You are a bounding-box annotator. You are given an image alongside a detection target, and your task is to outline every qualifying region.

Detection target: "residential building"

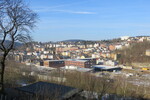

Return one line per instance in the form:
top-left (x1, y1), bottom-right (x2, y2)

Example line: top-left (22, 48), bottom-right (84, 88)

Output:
top-left (146, 49), bottom-right (150, 56)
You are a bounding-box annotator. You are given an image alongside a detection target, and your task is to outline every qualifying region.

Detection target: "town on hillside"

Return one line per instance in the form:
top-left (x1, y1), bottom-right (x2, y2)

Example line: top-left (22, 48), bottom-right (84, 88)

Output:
top-left (2, 0), bottom-right (150, 99)
top-left (3, 36), bottom-right (150, 99)
top-left (3, 35), bottom-right (150, 100)
top-left (12, 36), bottom-right (150, 70)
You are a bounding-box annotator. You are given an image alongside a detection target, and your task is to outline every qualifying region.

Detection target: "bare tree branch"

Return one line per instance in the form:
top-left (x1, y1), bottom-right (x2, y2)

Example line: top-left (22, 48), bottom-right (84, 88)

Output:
top-left (0, 0), bottom-right (38, 93)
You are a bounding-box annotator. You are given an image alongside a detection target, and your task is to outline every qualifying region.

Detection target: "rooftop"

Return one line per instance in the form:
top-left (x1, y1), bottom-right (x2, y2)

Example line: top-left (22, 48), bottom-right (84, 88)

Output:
top-left (92, 65), bottom-right (120, 70)
top-left (76, 68), bottom-right (93, 72)
top-left (65, 59), bottom-right (88, 62)
top-left (16, 81), bottom-right (82, 100)
top-left (44, 60), bottom-right (64, 62)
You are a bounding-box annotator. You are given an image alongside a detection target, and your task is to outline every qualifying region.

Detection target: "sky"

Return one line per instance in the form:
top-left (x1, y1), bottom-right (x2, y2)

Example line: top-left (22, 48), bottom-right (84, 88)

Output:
top-left (25, 0), bottom-right (150, 42)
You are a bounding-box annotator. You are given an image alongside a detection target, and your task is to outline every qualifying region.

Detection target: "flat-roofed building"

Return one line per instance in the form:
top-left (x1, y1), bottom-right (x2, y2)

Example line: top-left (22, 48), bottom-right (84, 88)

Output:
top-left (65, 59), bottom-right (91, 68)
top-left (43, 60), bottom-right (65, 68)
top-left (92, 65), bottom-right (122, 72)
top-left (79, 58), bottom-right (97, 65)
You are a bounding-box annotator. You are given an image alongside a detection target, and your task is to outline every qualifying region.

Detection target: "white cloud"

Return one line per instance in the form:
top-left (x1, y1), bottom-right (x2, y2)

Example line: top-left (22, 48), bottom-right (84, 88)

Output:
top-left (33, 0), bottom-right (96, 15)
top-left (34, 7), bottom-right (96, 14)
top-left (34, 6), bottom-right (97, 14)
top-left (52, 9), bottom-right (97, 14)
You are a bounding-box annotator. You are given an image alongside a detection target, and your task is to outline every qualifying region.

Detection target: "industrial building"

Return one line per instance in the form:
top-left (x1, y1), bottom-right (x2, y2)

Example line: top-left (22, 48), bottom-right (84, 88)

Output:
top-left (92, 65), bottom-right (122, 72)
top-left (40, 58), bottom-right (97, 68)
top-left (65, 59), bottom-right (90, 68)
top-left (42, 60), bottom-right (65, 68)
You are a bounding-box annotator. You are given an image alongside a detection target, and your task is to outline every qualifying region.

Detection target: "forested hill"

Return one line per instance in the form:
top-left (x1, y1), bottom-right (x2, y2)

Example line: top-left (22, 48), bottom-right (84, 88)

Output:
top-left (116, 41), bottom-right (150, 65)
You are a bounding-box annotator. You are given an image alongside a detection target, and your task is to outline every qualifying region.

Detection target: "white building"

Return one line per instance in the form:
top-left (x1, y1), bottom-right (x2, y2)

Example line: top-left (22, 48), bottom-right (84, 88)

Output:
top-left (121, 36), bottom-right (130, 40)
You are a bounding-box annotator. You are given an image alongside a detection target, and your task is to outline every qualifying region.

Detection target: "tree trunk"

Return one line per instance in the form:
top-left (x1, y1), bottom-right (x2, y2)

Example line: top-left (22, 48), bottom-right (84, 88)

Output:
top-left (0, 54), bottom-right (6, 93)
top-left (98, 94), bottom-right (103, 100)
top-left (1, 61), bottom-right (5, 92)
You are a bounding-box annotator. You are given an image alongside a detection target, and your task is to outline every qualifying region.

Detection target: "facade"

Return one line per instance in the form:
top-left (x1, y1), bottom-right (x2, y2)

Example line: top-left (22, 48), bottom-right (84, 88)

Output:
top-left (145, 49), bottom-right (150, 56)
top-left (65, 59), bottom-right (91, 68)
top-left (43, 60), bottom-right (65, 68)
top-left (121, 36), bottom-right (130, 40)
top-left (104, 60), bottom-right (118, 66)
top-left (79, 58), bottom-right (97, 65)
top-left (109, 45), bottom-right (116, 51)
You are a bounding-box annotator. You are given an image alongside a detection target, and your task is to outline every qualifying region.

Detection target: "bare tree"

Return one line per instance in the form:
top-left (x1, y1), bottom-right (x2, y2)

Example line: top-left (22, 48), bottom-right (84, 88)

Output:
top-left (0, 0), bottom-right (37, 92)
top-left (96, 76), bottom-right (113, 100)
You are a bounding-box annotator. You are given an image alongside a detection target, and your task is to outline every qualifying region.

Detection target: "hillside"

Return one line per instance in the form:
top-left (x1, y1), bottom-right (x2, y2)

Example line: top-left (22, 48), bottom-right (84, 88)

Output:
top-left (0, 40), bottom-right (22, 48)
top-left (116, 41), bottom-right (150, 65)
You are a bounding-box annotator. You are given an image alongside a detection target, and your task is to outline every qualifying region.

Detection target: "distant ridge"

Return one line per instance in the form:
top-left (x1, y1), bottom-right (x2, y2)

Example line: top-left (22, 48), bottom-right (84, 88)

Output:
top-left (0, 40), bottom-right (22, 48)
top-left (60, 39), bottom-right (86, 42)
